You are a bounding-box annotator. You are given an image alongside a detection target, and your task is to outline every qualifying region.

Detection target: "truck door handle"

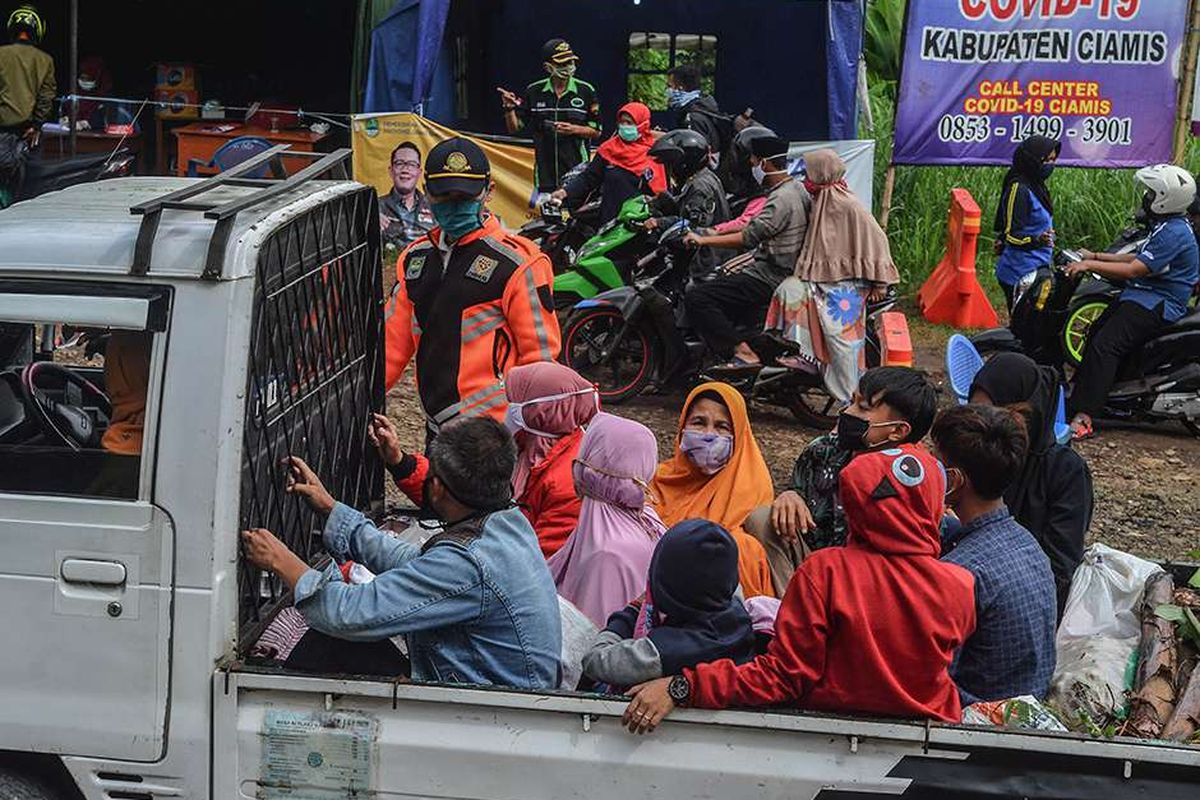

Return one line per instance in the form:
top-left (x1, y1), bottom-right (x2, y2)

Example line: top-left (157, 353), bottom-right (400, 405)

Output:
top-left (60, 558), bottom-right (127, 586)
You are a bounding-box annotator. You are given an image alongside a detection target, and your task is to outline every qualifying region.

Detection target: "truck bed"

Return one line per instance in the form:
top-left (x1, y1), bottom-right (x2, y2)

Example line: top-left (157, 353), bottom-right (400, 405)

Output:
top-left (214, 665), bottom-right (1200, 800)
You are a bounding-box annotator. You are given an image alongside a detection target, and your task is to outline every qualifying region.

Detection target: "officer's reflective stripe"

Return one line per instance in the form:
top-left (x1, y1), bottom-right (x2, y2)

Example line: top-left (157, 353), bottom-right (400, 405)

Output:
top-left (432, 380), bottom-right (506, 424)
top-left (462, 314), bottom-right (505, 344)
top-left (461, 306), bottom-right (504, 333)
top-left (526, 269), bottom-right (553, 360)
top-left (383, 282), bottom-right (401, 322)
top-left (461, 391), bottom-right (508, 418)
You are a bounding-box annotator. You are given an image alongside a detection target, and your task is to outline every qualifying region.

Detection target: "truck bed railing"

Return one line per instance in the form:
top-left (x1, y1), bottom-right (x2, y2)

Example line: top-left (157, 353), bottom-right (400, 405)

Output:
top-left (128, 146), bottom-right (352, 280)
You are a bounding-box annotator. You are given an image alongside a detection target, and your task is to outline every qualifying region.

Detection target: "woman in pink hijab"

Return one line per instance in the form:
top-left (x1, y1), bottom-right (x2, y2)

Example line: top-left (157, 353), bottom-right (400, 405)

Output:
top-left (548, 413), bottom-right (665, 626)
top-left (504, 362), bottom-right (600, 557)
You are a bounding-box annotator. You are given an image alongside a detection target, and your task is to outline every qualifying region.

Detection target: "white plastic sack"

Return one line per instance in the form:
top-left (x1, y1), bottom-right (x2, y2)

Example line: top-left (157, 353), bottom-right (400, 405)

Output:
top-left (1056, 543), bottom-right (1163, 643)
top-left (1048, 544), bottom-right (1163, 725)
top-left (558, 596), bottom-right (598, 691)
top-left (1049, 636), bottom-right (1138, 726)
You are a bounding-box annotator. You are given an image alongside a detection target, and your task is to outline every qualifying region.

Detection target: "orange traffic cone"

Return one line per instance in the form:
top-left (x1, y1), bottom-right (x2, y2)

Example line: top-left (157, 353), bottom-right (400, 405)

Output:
top-left (917, 188), bottom-right (998, 329)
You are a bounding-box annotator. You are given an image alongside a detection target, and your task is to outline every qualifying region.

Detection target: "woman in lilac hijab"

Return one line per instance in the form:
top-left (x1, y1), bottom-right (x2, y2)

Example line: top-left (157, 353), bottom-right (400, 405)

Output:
top-left (548, 413), bottom-right (666, 627)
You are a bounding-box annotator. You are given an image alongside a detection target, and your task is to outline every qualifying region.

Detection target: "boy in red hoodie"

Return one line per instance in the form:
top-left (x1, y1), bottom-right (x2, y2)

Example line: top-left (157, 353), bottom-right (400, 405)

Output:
top-left (622, 445), bottom-right (976, 732)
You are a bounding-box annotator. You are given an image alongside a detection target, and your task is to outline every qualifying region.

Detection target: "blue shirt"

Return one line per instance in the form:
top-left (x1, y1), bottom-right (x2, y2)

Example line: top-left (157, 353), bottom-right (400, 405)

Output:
top-left (995, 184), bottom-right (1054, 287)
top-left (294, 503), bottom-right (562, 689)
top-left (941, 506), bottom-right (1057, 706)
top-left (1124, 216), bottom-right (1199, 322)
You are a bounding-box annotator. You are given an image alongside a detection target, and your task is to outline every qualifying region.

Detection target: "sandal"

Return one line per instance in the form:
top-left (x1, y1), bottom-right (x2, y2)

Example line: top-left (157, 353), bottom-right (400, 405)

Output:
top-left (708, 356), bottom-right (761, 373)
top-left (1069, 414), bottom-right (1094, 441)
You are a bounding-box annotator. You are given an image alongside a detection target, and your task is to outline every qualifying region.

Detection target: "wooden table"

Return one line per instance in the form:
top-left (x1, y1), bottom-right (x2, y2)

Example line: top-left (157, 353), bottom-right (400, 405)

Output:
top-left (171, 123), bottom-right (329, 177)
top-left (39, 128), bottom-right (145, 171)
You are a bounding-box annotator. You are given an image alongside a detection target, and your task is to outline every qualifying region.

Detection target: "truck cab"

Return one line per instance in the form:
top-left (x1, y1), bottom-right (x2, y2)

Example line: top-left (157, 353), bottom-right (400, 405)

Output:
top-left (0, 162), bottom-right (1197, 800)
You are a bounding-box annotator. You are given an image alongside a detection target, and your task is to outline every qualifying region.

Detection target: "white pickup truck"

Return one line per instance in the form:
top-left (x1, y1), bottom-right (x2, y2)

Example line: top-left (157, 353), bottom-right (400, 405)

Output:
top-left (0, 155), bottom-right (1196, 800)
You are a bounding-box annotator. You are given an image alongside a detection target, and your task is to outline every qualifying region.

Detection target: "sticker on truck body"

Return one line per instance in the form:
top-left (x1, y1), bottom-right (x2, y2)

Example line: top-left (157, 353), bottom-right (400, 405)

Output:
top-left (259, 709), bottom-right (378, 798)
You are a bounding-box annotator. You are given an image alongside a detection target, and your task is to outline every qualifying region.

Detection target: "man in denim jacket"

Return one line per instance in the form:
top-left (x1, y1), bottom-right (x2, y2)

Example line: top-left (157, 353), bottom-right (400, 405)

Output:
top-left (243, 417), bottom-right (562, 689)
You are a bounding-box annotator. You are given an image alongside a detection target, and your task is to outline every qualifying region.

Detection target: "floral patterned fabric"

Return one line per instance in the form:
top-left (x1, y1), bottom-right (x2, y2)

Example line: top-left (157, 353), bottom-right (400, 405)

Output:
top-left (765, 277), bottom-right (867, 403)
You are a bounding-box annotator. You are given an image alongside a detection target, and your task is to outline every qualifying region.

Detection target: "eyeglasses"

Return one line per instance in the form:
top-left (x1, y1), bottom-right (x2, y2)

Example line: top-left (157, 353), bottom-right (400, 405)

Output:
top-left (392, 160), bottom-right (421, 171)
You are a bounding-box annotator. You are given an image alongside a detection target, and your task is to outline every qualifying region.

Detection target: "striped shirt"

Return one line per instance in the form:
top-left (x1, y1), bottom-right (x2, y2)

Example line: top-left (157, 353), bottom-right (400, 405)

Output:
top-left (741, 179), bottom-right (811, 287)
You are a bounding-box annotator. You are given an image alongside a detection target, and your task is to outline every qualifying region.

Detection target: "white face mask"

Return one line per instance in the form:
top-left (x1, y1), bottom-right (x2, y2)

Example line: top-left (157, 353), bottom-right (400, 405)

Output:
top-left (78, 78), bottom-right (97, 91)
top-left (751, 154), bottom-right (790, 186)
top-left (504, 386), bottom-right (599, 438)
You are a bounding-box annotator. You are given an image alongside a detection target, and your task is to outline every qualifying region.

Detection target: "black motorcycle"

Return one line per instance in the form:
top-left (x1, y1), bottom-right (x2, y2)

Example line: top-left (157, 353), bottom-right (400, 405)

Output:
top-left (14, 148), bottom-right (136, 203)
top-left (518, 197), bottom-right (602, 274)
top-left (972, 255), bottom-right (1200, 437)
top-left (561, 222), bottom-right (898, 428)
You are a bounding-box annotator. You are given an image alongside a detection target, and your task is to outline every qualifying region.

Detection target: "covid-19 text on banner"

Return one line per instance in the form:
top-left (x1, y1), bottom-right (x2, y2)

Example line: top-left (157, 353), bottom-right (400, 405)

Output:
top-left (892, 0), bottom-right (1189, 168)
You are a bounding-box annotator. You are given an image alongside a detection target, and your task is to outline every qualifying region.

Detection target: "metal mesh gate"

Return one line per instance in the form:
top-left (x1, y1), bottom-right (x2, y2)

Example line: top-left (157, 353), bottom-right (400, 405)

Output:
top-left (238, 185), bottom-right (384, 646)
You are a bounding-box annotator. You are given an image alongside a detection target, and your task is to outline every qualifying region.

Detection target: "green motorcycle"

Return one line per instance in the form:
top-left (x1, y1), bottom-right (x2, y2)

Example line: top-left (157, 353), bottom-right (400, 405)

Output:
top-left (551, 194), bottom-right (659, 312)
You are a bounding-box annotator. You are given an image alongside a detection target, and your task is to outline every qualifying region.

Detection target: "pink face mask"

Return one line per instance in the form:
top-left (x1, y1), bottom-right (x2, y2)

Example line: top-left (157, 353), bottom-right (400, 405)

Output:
top-left (504, 386), bottom-right (599, 438)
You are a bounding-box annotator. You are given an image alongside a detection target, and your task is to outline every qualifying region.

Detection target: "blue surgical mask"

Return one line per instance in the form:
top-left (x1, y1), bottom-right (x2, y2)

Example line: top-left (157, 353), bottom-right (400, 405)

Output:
top-left (1040, 164), bottom-right (1055, 180)
top-left (617, 123), bottom-right (640, 143)
top-left (431, 198), bottom-right (483, 241)
top-left (666, 88), bottom-right (700, 110)
top-left (680, 429), bottom-right (733, 475)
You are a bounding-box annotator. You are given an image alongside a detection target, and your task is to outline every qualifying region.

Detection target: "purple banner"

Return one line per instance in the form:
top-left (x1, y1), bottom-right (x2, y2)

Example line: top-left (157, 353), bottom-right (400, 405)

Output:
top-left (893, 0), bottom-right (1189, 167)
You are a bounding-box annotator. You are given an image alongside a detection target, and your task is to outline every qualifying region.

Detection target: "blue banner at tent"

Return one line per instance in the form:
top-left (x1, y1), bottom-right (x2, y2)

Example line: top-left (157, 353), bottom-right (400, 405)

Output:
top-left (364, 0), bottom-right (451, 114)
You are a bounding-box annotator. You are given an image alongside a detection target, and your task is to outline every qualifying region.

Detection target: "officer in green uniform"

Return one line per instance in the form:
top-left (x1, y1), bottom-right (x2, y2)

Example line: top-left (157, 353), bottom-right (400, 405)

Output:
top-left (497, 38), bottom-right (601, 193)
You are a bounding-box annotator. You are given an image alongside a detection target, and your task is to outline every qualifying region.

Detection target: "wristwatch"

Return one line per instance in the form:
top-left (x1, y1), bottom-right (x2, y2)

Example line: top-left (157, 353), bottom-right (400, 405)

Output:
top-left (667, 674), bottom-right (691, 706)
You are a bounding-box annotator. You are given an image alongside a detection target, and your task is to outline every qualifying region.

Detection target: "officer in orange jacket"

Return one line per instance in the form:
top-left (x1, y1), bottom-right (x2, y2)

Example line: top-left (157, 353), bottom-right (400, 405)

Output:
top-left (385, 136), bottom-right (561, 437)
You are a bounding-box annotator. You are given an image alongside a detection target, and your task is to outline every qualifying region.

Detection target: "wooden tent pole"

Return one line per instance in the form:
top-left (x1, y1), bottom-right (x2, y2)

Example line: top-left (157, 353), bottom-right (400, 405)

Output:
top-left (1173, 0), bottom-right (1200, 164)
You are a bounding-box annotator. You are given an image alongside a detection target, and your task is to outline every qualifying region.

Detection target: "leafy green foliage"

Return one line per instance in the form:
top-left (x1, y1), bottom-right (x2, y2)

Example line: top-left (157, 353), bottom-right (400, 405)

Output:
top-left (627, 34), bottom-right (717, 112)
top-left (864, 0), bottom-right (906, 82)
top-left (1190, 567), bottom-right (1200, 589)
top-left (1154, 603), bottom-right (1200, 648)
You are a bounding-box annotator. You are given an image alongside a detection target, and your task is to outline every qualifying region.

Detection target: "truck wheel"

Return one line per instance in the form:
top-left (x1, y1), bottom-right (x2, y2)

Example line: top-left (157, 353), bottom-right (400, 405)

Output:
top-left (1063, 300), bottom-right (1108, 367)
top-left (0, 770), bottom-right (60, 800)
top-left (563, 307), bottom-right (654, 404)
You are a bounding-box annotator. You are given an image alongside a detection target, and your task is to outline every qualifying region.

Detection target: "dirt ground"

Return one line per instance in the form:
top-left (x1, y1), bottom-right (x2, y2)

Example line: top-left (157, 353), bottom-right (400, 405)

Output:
top-left (385, 331), bottom-right (1200, 563)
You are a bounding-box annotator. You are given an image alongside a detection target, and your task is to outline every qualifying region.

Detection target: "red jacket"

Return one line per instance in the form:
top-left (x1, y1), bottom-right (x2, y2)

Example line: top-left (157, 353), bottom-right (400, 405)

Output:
top-left (685, 446), bottom-right (976, 722)
top-left (388, 432), bottom-right (583, 558)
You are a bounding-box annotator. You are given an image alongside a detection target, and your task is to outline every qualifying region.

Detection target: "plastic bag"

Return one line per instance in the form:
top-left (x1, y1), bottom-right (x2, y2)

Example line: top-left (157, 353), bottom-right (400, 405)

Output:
top-left (558, 596), bottom-right (598, 691)
top-left (962, 695), bottom-right (1069, 732)
top-left (1048, 544), bottom-right (1163, 727)
top-left (1056, 543), bottom-right (1162, 642)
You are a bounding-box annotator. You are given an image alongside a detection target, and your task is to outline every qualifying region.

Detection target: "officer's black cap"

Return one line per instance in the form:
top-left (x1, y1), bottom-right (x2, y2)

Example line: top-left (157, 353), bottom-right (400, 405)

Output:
top-left (542, 38), bottom-right (578, 65)
top-left (424, 136), bottom-right (490, 197)
top-left (750, 135), bottom-right (790, 160)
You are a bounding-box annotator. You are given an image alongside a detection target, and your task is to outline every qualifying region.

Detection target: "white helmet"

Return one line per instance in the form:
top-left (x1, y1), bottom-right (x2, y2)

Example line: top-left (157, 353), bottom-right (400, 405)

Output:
top-left (1134, 164), bottom-right (1197, 216)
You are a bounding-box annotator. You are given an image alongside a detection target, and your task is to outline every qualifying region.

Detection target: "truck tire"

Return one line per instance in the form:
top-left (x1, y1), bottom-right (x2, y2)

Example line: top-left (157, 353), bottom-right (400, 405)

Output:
top-left (0, 769), bottom-right (59, 800)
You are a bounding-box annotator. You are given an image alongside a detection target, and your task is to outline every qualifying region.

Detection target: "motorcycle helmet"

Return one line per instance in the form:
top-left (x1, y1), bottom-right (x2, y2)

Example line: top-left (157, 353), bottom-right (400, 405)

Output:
top-left (1134, 164), bottom-right (1197, 217)
top-left (732, 125), bottom-right (777, 168)
top-left (6, 5), bottom-right (44, 44)
top-left (649, 129), bottom-right (710, 182)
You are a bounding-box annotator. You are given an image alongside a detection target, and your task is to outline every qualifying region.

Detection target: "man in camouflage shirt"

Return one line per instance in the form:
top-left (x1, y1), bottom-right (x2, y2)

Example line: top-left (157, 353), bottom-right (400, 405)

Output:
top-left (747, 368), bottom-right (938, 595)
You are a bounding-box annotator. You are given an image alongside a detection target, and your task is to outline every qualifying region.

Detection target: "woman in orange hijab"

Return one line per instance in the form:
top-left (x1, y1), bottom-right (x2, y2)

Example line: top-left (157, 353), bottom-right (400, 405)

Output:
top-left (651, 382), bottom-right (775, 598)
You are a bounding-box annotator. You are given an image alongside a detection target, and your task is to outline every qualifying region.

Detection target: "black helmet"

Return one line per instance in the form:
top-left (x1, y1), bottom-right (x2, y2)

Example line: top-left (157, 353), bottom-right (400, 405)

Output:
top-left (649, 129), bottom-right (710, 182)
top-left (6, 5), bottom-right (45, 44)
top-left (732, 125), bottom-right (777, 167)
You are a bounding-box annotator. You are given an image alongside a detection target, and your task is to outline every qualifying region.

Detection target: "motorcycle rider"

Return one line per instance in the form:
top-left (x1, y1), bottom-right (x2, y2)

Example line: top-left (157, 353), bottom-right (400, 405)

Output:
top-left (0, 5), bottom-right (55, 205)
top-left (644, 128), bottom-right (731, 279)
top-left (1066, 165), bottom-right (1200, 439)
top-left (682, 135), bottom-right (810, 369)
